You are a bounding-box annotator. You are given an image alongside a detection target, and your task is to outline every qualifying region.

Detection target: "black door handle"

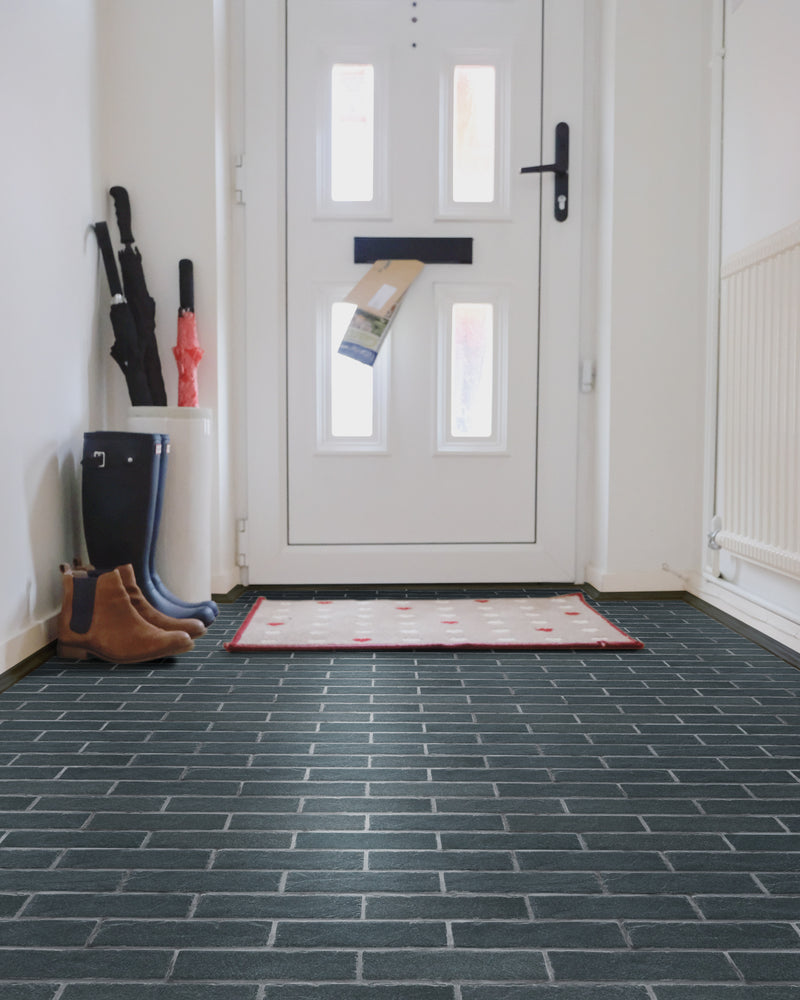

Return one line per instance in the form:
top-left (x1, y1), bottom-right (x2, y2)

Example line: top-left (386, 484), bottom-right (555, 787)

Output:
top-left (521, 122), bottom-right (569, 222)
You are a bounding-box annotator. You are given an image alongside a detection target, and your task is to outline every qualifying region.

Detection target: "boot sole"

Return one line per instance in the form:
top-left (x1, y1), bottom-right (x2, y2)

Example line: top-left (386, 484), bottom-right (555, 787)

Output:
top-left (57, 643), bottom-right (90, 661)
top-left (57, 639), bottom-right (194, 663)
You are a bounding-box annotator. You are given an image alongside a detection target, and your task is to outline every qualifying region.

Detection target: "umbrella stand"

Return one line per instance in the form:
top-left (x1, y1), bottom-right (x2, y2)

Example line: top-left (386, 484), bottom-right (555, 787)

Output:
top-left (93, 222), bottom-right (153, 406)
top-left (173, 258), bottom-right (204, 407)
top-left (109, 187), bottom-right (168, 406)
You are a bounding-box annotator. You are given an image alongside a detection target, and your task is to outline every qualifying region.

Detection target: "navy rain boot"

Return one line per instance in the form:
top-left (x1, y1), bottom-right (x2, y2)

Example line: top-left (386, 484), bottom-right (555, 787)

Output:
top-left (148, 433), bottom-right (218, 621)
top-left (81, 431), bottom-right (216, 627)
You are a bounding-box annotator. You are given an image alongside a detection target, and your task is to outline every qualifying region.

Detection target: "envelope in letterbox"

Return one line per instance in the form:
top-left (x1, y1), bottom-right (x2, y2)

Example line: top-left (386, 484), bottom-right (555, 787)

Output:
top-left (338, 259), bottom-right (424, 366)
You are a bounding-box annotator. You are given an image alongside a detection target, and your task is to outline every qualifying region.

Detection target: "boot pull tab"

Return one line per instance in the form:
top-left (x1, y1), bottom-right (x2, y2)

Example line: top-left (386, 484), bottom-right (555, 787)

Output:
top-left (81, 451), bottom-right (136, 469)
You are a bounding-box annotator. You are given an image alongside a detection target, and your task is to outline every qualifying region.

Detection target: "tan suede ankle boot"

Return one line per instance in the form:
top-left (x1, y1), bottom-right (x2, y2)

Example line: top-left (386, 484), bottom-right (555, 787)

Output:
top-left (72, 560), bottom-right (206, 638)
top-left (115, 564), bottom-right (206, 638)
top-left (57, 566), bottom-right (194, 663)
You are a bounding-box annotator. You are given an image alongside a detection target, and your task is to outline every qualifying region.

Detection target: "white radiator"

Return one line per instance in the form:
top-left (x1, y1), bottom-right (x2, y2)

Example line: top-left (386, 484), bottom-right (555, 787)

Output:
top-left (715, 220), bottom-right (800, 580)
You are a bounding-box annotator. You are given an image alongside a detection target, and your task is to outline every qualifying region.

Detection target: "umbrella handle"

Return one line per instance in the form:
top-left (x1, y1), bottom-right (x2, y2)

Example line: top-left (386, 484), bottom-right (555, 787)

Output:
top-left (179, 259), bottom-right (194, 313)
top-left (93, 222), bottom-right (124, 298)
top-left (109, 186), bottom-right (135, 245)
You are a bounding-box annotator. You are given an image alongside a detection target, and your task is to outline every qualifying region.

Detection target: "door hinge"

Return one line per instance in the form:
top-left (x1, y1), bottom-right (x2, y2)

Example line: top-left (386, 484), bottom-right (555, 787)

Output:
top-left (236, 517), bottom-right (248, 568)
top-left (234, 154), bottom-right (246, 204)
top-left (580, 359), bottom-right (596, 393)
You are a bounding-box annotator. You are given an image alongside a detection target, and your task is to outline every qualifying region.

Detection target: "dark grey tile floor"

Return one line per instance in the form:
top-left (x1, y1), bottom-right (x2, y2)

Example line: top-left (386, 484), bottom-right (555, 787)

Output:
top-left (2, 586), bottom-right (800, 999)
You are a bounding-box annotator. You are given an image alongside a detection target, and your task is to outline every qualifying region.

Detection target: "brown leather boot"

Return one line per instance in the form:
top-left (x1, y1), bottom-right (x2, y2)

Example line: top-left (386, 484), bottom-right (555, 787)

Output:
top-left (72, 560), bottom-right (206, 638)
top-left (57, 566), bottom-right (194, 663)
top-left (115, 564), bottom-right (206, 638)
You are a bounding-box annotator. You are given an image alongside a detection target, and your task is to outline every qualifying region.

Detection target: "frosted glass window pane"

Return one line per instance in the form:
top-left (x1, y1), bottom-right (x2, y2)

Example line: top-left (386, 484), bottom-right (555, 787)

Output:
top-left (452, 65), bottom-right (495, 203)
top-left (331, 302), bottom-right (373, 437)
top-left (451, 303), bottom-right (493, 437)
top-left (331, 64), bottom-right (374, 202)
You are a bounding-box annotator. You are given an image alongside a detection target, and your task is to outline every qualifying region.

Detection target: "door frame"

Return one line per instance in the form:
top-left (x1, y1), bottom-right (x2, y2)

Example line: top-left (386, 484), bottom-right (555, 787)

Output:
top-left (241, 0), bottom-right (588, 584)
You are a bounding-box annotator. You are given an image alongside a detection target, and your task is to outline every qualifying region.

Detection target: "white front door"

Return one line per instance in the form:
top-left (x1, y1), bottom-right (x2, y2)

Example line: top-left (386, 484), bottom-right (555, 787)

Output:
top-left (242, 0), bottom-right (585, 584)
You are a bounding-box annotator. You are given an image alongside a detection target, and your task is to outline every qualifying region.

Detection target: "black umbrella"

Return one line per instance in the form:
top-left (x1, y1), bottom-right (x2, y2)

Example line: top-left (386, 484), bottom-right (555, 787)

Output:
top-left (109, 186), bottom-right (168, 405)
top-left (93, 222), bottom-right (153, 406)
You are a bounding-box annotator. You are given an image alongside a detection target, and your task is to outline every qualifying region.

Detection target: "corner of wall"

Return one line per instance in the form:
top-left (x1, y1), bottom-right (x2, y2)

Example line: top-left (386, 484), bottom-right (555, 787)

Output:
top-left (586, 0), bottom-right (713, 592)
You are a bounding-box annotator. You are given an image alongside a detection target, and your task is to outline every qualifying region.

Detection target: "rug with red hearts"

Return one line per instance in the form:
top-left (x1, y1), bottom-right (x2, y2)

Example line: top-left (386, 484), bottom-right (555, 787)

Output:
top-left (224, 593), bottom-right (642, 651)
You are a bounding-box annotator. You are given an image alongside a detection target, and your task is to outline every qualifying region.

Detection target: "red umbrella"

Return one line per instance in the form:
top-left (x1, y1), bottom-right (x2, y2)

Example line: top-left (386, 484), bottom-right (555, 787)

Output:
top-left (173, 258), bottom-right (204, 407)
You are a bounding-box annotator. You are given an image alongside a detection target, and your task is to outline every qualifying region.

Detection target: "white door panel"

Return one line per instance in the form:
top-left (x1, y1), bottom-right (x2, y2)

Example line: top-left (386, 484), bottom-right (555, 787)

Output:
top-left (288, 0), bottom-right (540, 544)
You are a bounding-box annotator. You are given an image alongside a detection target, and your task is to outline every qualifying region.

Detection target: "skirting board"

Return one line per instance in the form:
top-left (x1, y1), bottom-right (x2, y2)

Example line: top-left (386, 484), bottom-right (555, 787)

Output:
top-left (584, 564), bottom-right (690, 594)
top-left (1, 616), bottom-right (57, 677)
top-left (688, 571), bottom-right (800, 659)
top-left (212, 567), bottom-right (244, 598)
top-left (0, 641), bottom-right (56, 693)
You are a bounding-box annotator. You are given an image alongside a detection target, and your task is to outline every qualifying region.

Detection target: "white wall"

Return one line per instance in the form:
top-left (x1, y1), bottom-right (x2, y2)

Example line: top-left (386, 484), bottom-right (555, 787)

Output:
top-left (720, 0), bottom-right (800, 259)
top-left (586, 0), bottom-right (712, 592)
top-left (0, 0), bottom-right (103, 671)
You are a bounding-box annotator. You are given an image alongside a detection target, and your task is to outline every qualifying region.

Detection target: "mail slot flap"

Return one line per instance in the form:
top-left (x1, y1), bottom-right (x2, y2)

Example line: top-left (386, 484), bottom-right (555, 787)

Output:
top-left (354, 237), bottom-right (473, 265)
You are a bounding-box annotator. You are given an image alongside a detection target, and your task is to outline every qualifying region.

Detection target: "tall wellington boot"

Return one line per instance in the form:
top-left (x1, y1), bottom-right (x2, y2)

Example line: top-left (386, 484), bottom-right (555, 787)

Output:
top-left (72, 561), bottom-right (207, 639)
top-left (149, 434), bottom-right (219, 621)
top-left (57, 565), bottom-right (193, 663)
top-left (81, 431), bottom-right (215, 627)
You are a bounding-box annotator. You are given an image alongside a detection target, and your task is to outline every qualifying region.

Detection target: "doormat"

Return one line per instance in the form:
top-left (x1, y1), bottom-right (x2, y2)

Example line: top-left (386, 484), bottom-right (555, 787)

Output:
top-left (224, 593), bottom-right (643, 652)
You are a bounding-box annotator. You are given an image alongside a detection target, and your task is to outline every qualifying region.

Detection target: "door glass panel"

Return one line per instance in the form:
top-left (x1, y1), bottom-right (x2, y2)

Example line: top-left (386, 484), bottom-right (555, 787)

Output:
top-left (331, 63), bottom-right (374, 202)
top-left (450, 302), bottom-right (494, 436)
top-left (452, 65), bottom-right (495, 203)
top-left (331, 302), bottom-right (373, 436)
